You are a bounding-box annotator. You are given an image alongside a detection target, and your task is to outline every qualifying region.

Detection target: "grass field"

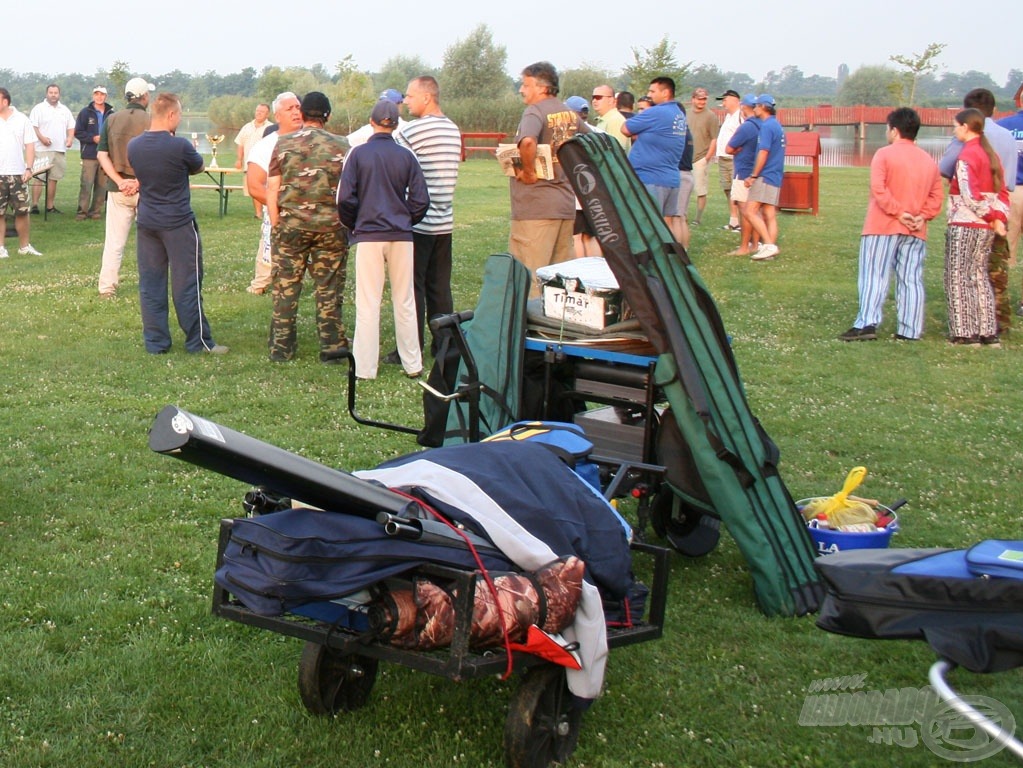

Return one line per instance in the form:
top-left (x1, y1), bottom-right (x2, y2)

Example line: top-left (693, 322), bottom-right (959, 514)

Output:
top-left (1, 153), bottom-right (1021, 767)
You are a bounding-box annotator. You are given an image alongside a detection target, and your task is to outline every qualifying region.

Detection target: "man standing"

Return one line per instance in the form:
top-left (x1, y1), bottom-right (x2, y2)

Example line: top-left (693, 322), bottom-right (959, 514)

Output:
top-left (127, 93), bottom-right (227, 355)
top-left (234, 102), bottom-right (271, 218)
top-left (745, 94), bottom-right (786, 261)
top-left (0, 87), bottom-right (41, 258)
top-left (686, 87), bottom-right (719, 226)
top-left (616, 92), bottom-right (635, 119)
top-left (74, 86), bottom-right (113, 220)
top-left (725, 94), bottom-right (761, 256)
top-left (266, 92), bottom-right (349, 363)
top-left (996, 100), bottom-right (1023, 285)
top-left (29, 84), bottom-right (75, 214)
top-left (939, 88), bottom-right (1017, 330)
top-left (392, 75), bottom-right (462, 359)
top-left (338, 99), bottom-right (429, 380)
top-left (838, 108), bottom-right (944, 342)
top-left (621, 76), bottom-right (687, 243)
top-left (591, 84), bottom-right (630, 152)
top-left (715, 89), bottom-right (743, 231)
top-left (97, 76), bottom-right (154, 298)
top-left (243, 92), bottom-right (302, 295)
top-left (508, 61), bottom-right (585, 296)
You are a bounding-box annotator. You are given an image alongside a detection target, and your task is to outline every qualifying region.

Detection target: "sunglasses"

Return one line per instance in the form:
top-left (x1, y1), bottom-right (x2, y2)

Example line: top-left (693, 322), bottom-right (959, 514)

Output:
top-left (591, 94), bottom-right (612, 99)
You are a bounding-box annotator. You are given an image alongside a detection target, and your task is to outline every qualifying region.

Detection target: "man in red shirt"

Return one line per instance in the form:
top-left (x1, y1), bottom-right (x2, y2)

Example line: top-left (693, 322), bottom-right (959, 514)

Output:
top-left (839, 108), bottom-right (944, 342)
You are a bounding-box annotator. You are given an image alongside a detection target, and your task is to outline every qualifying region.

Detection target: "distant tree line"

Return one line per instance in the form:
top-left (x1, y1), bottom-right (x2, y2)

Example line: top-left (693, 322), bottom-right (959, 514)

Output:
top-left (2, 30), bottom-right (1019, 136)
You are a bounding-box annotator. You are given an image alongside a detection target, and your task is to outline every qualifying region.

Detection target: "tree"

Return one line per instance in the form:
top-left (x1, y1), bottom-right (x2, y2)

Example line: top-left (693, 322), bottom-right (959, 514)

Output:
top-left (331, 55), bottom-right (375, 135)
top-left (108, 61), bottom-right (131, 100)
top-left (439, 24), bottom-right (510, 100)
top-left (889, 42), bottom-right (945, 105)
top-left (621, 36), bottom-right (690, 95)
top-left (375, 55), bottom-right (437, 94)
top-left (837, 65), bottom-right (901, 106)
top-left (559, 65), bottom-right (614, 102)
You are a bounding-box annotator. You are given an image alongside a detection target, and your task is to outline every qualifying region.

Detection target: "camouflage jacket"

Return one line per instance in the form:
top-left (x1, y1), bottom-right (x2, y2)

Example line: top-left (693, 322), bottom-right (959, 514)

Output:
top-left (270, 126), bottom-right (349, 232)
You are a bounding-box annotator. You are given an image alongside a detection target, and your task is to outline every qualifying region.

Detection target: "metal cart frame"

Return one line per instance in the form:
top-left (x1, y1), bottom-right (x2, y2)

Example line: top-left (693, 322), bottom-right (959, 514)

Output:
top-left (212, 517), bottom-right (670, 767)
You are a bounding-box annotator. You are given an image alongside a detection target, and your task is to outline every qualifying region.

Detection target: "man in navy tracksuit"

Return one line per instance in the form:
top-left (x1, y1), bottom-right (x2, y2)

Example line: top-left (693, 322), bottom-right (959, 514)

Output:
top-left (128, 92), bottom-right (226, 355)
top-left (337, 100), bottom-right (429, 380)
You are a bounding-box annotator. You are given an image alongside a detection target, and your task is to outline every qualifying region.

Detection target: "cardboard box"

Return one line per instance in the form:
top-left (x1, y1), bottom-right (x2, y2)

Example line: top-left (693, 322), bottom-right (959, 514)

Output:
top-left (542, 285), bottom-right (620, 330)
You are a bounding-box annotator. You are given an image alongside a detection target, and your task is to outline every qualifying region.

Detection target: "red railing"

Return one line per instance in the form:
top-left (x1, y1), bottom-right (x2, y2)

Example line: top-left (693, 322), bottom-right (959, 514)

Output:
top-left (715, 105), bottom-right (1016, 129)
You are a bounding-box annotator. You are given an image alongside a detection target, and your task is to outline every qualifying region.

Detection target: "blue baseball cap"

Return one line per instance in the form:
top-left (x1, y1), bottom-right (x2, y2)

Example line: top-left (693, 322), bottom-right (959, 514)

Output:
top-left (755, 93), bottom-right (776, 107)
top-left (565, 96), bottom-right (589, 114)
top-left (740, 93), bottom-right (757, 107)
top-left (379, 88), bottom-right (403, 104)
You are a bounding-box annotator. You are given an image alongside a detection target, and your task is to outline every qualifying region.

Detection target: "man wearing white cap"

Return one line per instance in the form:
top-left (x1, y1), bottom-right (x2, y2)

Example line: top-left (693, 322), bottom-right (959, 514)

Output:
top-left (346, 89), bottom-right (408, 149)
top-left (74, 86), bottom-right (114, 220)
top-left (96, 76), bottom-right (154, 297)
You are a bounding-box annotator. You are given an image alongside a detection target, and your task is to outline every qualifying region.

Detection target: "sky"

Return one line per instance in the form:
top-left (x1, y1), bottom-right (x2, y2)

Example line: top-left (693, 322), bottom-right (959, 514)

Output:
top-left (4, 0), bottom-right (1018, 89)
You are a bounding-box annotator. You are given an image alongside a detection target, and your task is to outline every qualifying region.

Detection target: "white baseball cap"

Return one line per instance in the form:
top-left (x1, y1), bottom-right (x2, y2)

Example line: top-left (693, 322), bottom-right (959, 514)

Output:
top-left (93, 86), bottom-right (108, 94)
top-left (125, 77), bottom-right (155, 99)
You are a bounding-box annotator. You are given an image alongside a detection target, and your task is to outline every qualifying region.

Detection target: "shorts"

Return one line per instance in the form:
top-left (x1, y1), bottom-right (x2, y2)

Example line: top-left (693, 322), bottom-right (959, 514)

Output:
top-left (692, 157), bottom-right (709, 197)
top-left (677, 171), bottom-right (694, 218)
top-left (643, 184), bottom-right (680, 218)
top-left (35, 150), bottom-right (67, 181)
top-left (574, 209), bottom-right (595, 237)
top-left (717, 157), bottom-right (734, 193)
top-left (730, 177), bottom-right (749, 204)
top-left (0, 175), bottom-right (30, 214)
top-left (748, 179), bottom-right (781, 206)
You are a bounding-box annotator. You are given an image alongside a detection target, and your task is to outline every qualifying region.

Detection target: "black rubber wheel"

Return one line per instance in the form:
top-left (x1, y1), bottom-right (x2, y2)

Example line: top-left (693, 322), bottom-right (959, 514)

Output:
top-left (297, 641), bottom-right (378, 715)
top-left (503, 665), bottom-right (582, 768)
top-left (649, 490), bottom-right (721, 557)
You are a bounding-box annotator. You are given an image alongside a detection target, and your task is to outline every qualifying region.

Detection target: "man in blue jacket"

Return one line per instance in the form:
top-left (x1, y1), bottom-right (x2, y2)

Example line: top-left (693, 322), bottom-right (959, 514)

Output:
top-left (338, 100), bottom-right (429, 380)
top-left (73, 86), bottom-right (113, 220)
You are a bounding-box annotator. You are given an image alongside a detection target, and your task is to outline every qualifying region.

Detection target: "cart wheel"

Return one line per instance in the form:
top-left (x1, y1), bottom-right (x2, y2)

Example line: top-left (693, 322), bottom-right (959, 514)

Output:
top-left (297, 641), bottom-right (378, 715)
top-left (650, 490), bottom-right (720, 557)
top-left (503, 665), bottom-right (582, 768)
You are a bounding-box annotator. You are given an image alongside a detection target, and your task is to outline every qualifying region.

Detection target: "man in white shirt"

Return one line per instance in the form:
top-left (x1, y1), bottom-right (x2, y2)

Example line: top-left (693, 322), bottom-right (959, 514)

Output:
top-left (243, 92), bottom-right (302, 294)
top-left (715, 89), bottom-right (744, 231)
top-left (29, 83), bottom-right (75, 214)
top-left (0, 87), bottom-right (42, 257)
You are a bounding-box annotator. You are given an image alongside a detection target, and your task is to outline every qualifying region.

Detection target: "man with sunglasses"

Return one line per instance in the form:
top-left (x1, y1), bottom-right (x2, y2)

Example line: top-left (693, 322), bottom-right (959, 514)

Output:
top-left (591, 84), bottom-right (629, 152)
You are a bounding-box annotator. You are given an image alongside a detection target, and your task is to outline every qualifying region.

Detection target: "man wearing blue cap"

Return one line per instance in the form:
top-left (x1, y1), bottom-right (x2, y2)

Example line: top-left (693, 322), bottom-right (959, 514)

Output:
top-left (744, 94), bottom-right (785, 261)
top-left (347, 89), bottom-right (407, 149)
top-left (725, 94), bottom-right (761, 256)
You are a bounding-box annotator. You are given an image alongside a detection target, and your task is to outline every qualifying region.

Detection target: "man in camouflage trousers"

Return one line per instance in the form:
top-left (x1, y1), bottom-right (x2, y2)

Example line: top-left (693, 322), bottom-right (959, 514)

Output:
top-left (266, 91), bottom-right (349, 362)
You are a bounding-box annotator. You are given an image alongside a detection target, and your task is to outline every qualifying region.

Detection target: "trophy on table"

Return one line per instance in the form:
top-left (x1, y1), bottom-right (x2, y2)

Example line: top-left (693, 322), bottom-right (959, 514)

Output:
top-left (205, 133), bottom-right (225, 168)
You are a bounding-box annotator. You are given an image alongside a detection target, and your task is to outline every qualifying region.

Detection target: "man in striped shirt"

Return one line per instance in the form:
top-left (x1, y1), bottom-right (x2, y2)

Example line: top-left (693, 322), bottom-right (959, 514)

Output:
top-left (393, 75), bottom-right (461, 358)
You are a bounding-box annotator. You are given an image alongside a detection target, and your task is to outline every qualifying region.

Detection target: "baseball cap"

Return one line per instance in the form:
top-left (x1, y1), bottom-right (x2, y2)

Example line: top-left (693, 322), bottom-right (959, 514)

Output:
top-left (125, 77), bottom-right (155, 99)
top-left (716, 89), bottom-right (740, 100)
top-left (379, 88), bottom-right (403, 104)
top-left (740, 93), bottom-right (757, 107)
top-left (300, 91), bottom-right (331, 119)
top-left (93, 86), bottom-right (108, 94)
top-left (371, 100), bottom-right (400, 128)
top-left (755, 93), bottom-right (776, 107)
top-left (565, 96), bottom-right (589, 114)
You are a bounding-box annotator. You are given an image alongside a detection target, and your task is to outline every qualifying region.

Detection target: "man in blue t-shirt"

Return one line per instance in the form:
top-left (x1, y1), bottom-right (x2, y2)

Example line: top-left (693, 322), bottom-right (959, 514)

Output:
top-left (725, 94), bottom-right (761, 256)
top-left (996, 103), bottom-right (1023, 291)
top-left (127, 93), bottom-right (226, 355)
top-left (743, 94), bottom-right (786, 261)
top-left (622, 76), bottom-right (687, 242)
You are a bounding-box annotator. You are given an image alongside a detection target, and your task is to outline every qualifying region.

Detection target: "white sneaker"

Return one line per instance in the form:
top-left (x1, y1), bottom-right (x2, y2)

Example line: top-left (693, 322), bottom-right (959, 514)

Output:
top-left (751, 243), bottom-right (779, 261)
top-left (0, 246), bottom-right (8, 259)
top-left (18, 244), bottom-right (42, 256)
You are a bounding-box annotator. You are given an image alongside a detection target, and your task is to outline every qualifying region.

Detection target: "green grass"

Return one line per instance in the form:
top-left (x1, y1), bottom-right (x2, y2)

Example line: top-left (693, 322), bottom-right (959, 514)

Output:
top-left (1, 155), bottom-right (1021, 767)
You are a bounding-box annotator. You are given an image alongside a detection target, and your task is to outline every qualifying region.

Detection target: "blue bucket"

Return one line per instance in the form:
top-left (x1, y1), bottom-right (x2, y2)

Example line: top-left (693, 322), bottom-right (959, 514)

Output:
top-left (797, 499), bottom-right (899, 556)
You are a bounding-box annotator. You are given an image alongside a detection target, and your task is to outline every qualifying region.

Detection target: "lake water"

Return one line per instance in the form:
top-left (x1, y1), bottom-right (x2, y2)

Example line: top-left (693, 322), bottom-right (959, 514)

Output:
top-left (798, 125), bottom-right (954, 168)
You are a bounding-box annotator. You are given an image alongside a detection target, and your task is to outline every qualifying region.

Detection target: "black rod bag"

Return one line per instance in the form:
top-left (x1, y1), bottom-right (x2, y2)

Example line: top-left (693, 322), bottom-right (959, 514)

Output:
top-left (815, 547), bottom-right (1023, 673)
